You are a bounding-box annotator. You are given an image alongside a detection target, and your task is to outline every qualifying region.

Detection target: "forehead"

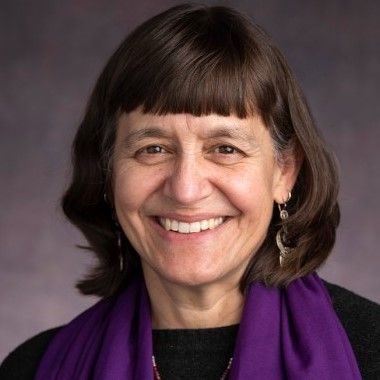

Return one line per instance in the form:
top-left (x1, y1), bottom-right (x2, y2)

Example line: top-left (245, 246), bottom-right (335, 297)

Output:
top-left (117, 109), bottom-right (267, 142)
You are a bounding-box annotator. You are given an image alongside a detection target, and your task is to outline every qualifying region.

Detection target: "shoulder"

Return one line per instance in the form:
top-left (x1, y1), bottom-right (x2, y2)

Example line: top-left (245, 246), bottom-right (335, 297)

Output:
top-left (323, 280), bottom-right (380, 331)
top-left (323, 280), bottom-right (380, 378)
top-left (0, 327), bottom-right (61, 380)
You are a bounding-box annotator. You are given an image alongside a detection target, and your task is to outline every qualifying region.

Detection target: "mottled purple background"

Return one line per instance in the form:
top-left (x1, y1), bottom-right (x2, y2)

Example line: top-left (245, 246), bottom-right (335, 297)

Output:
top-left (1, 0), bottom-right (379, 360)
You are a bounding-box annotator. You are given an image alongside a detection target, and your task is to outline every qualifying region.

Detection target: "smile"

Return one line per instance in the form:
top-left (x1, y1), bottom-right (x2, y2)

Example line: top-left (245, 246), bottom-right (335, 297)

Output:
top-left (158, 217), bottom-right (226, 234)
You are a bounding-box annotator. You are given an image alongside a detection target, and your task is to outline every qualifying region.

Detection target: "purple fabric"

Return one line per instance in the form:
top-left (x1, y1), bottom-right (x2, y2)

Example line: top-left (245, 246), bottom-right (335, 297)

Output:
top-left (35, 276), bottom-right (153, 379)
top-left (35, 272), bottom-right (361, 379)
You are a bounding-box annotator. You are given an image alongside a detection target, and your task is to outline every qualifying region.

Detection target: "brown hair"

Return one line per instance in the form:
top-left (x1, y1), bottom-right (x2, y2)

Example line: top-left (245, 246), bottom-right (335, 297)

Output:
top-left (62, 3), bottom-right (340, 297)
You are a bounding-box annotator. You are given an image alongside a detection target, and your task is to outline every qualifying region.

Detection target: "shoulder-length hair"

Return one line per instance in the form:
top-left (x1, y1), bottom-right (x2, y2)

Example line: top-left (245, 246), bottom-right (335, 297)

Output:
top-left (62, 3), bottom-right (339, 297)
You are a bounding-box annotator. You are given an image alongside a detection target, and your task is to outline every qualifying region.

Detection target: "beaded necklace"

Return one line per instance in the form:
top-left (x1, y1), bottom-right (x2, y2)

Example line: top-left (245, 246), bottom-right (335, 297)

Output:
top-left (152, 355), bottom-right (233, 380)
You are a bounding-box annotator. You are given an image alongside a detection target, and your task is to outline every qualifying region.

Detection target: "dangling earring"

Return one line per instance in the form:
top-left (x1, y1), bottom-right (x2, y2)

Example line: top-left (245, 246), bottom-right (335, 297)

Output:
top-left (276, 191), bottom-right (293, 267)
top-left (104, 192), bottom-right (124, 272)
top-left (112, 216), bottom-right (124, 273)
top-left (116, 226), bottom-right (124, 272)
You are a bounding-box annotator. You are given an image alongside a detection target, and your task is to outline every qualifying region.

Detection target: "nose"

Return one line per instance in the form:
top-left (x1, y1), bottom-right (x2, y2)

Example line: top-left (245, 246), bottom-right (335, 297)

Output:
top-left (163, 154), bottom-right (213, 206)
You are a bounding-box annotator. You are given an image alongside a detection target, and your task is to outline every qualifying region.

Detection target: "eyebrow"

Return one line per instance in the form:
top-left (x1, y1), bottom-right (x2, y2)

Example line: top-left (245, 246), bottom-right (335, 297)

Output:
top-left (121, 126), bottom-right (257, 148)
top-left (202, 127), bottom-right (255, 142)
top-left (121, 127), bottom-right (171, 149)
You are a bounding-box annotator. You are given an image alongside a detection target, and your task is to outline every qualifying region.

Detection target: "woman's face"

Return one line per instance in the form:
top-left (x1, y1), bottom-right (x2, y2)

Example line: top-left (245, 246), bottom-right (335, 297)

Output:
top-left (113, 109), bottom-right (297, 288)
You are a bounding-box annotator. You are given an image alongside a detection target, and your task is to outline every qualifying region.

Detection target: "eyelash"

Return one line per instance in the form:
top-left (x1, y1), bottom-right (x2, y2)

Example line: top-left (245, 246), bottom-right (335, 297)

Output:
top-left (213, 145), bottom-right (241, 155)
top-left (134, 144), bottom-right (245, 165)
top-left (137, 144), bottom-right (242, 154)
top-left (140, 145), bottom-right (168, 154)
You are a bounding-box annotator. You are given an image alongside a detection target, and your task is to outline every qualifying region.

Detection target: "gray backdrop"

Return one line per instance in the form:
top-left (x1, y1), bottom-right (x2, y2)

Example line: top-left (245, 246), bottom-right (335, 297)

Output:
top-left (1, 0), bottom-right (379, 360)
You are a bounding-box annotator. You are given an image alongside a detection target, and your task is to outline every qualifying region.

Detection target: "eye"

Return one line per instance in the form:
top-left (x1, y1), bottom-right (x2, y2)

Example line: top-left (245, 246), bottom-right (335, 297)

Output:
top-left (143, 145), bottom-right (167, 154)
top-left (134, 145), bottom-right (171, 164)
top-left (208, 144), bottom-right (245, 164)
top-left (215, 145), bottom-right (239, 154)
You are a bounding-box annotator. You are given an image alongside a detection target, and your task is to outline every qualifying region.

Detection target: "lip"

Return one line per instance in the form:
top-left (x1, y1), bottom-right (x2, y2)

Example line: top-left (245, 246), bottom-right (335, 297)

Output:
top-left (148, 215), bottom-right (232, 242)
top-left (153, 213), bottom-right (229, 223)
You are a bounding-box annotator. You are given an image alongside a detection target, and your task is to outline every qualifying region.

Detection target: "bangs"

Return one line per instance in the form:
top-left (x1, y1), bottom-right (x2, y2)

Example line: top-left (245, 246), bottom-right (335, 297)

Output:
top-left (111, 6), bottom-right (274, 119)
top-left (121, 53), bottom-right (258, 118)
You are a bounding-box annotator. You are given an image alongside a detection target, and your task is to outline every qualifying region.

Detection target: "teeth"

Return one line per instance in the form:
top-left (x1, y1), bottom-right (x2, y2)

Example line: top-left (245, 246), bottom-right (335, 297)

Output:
top-left (200, 220), bottom-right (208, 230)
top-left (159, 217), bottom-right (225, 234)
top-left (190, 222), bottom-right (201, 233)
top-left (178, 222), bottom-right (190, 233)
top-left (171, 220), bottom-right (179, 231)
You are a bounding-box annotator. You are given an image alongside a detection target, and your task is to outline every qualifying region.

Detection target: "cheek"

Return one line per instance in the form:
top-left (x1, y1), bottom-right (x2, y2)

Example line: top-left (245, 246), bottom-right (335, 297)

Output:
top-left (113, 163), bottom-right (164, 213)
top-left (113, 167), bottom-right (138, 212)
top-left (219, 167), bottom-right (275, 216)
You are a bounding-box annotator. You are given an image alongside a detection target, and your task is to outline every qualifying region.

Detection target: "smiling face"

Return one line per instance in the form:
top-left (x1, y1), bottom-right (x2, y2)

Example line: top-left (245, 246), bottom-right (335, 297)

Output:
top-left (112, 109), bottom-right (297, 289)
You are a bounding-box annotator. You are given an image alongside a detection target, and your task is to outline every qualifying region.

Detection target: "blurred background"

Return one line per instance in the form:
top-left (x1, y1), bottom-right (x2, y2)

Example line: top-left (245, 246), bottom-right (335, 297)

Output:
top-left (1, 0), bottom-right (379, 360)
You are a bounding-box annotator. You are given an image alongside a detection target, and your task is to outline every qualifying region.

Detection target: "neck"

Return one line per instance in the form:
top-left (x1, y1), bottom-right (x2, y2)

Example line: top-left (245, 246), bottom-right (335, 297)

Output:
top-left (143, 268), bottom-right (244, 329)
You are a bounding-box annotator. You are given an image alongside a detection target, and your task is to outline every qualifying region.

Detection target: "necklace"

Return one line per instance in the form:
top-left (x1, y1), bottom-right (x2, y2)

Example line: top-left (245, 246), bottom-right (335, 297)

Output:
top-left (152, 355), bottom-right (233, 380)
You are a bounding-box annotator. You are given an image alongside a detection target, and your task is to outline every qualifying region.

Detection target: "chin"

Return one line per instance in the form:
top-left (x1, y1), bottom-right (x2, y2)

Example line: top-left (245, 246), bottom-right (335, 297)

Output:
top-left (153, 263), bottom-right (234, 288)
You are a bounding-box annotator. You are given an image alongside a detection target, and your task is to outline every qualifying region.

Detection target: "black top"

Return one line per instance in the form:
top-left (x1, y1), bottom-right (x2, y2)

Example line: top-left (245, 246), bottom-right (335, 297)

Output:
top-left (0, 281), bottom-right (379, 379)
top-left (153, 324), bottom-right (238, 379)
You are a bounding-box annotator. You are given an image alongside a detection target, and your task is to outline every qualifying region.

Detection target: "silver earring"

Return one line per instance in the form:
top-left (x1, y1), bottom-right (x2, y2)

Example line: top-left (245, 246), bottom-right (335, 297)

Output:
top-left (112, 217), bottom-right (124, 273)
top-left (276, 192), bottom-right (293, 267)
top-left (116, 227), bottom-right (124, 272)
top-left (104, 193), bottom-right (124, 272)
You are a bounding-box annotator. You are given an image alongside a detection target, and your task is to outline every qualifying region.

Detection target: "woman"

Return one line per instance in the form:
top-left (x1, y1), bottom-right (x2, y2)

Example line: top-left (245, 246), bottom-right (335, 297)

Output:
top-left (1, 3), bottom-right (379, 379)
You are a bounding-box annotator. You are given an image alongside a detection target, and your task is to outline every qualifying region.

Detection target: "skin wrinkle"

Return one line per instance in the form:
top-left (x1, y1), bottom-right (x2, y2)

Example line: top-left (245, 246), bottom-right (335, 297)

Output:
top-left (119, 124), bottom-right (261, 155)
top-left (112, 110), bottom-right (298, 329)
top-left (147, 271), bottom-right (244, 329)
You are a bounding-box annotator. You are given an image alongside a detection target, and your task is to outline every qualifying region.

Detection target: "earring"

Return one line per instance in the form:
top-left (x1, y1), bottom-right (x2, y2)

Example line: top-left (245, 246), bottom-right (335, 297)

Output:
top-left (116, 227), bottom-right (124, 272)
top-left (104, 192), bottom-right (124, 272)
top-left (276, 192), bottom-right (293, 267)
top-left (113, 217), bottom-right (124, 273)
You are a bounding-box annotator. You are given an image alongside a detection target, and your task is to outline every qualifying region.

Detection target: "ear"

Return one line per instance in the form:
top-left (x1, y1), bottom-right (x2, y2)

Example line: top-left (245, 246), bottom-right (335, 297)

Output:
top-left (273, 143), bottom-right (303, 203)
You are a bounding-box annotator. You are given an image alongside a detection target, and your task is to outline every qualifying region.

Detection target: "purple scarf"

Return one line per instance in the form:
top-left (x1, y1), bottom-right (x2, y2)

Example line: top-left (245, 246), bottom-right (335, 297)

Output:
top-left (35, 272), bottom-right (361, 379)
